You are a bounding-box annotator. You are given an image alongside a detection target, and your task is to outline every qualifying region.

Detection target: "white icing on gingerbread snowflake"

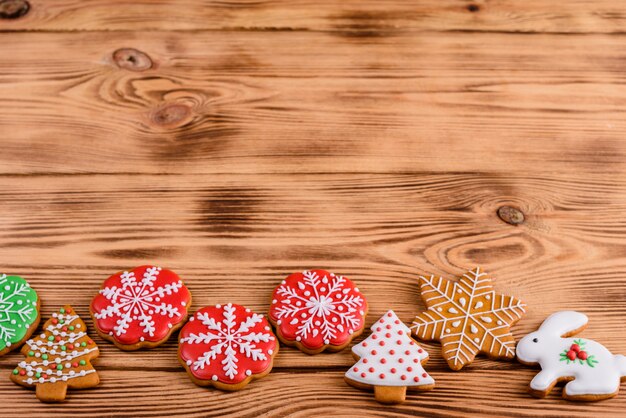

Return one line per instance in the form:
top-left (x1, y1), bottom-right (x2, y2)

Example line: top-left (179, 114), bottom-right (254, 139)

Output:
top-left (180, 303), bottom-right (274, 380)
top-left (93, 267), bottom-right (183, 337)
top-left (270, 270), bottom-right (366, 349)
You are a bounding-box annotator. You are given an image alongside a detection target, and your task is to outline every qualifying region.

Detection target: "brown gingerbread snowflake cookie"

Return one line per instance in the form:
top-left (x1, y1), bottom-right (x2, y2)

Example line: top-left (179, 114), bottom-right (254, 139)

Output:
top-left (412, 267), bottom-right (526, 370)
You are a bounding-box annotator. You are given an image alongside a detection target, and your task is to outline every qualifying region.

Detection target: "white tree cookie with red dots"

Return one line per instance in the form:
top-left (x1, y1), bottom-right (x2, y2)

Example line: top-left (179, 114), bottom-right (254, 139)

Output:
top-left (412, 267), bottom-right (526, 371)
top-left (345, 310), bottom-right (435, 404)
top-left (90, 265), bottom-right (192, 350)
top-left (517, 311), bottom-right (626, 401)
top-left (269, 270), bottom-right (368, 354)
top-left (178, 303), bottom-right (278, 391)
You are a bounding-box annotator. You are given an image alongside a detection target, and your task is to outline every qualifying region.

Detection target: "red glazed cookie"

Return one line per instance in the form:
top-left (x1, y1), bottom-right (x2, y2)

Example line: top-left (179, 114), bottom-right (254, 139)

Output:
top-left (90, 266), bottom-right (191, 350)
top-left (269, 270), bottom-right (368, 354)
top-left (178, 303), bottom-right (278, 391)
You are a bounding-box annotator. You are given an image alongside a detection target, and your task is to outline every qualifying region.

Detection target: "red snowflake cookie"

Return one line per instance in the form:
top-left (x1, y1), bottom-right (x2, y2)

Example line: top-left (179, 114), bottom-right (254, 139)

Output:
top-left (90, 266), bottom-right (191, 349)
top-left (178, 303), bottom-right (278, 389)
top-left (269, 270), bottom-right (368, 353)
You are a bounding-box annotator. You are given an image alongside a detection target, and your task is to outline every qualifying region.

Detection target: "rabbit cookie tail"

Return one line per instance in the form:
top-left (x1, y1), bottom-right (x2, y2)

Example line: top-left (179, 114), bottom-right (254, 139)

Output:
top-left (616, 354), bottom-right (626, 376)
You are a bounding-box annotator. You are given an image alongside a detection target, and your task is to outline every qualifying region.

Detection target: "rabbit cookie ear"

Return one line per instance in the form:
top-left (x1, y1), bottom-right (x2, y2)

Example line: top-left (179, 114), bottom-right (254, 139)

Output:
top-left (538, 311), bottom-right (588, 337)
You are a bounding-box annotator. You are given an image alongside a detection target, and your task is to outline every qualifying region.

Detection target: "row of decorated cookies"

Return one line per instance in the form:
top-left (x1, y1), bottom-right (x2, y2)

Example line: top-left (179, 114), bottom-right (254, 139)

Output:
top-left (1, 267), bottom-right (625, 404)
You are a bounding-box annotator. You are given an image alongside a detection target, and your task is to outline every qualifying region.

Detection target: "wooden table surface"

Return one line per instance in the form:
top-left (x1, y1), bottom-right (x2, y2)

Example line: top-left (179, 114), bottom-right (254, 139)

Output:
top-left (1, 1), bottom-right (626, 416)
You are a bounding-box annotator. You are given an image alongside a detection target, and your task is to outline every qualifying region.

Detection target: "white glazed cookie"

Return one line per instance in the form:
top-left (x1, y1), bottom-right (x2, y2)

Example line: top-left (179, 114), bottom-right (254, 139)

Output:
top-left (345, 310), bottom-right (434, 404)
top-left (517, 311), bottom-right (626, 401)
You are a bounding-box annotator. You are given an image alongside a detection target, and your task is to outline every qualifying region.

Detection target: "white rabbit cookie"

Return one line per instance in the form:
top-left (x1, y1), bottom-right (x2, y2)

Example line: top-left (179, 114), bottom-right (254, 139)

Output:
top-left (517, 311), bottom-right (626, 401)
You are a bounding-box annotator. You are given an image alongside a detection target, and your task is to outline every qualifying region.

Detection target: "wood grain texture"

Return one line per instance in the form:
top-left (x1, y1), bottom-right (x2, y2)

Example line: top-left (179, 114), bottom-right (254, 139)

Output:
top-left (1, 0), bottom-right (626, 416)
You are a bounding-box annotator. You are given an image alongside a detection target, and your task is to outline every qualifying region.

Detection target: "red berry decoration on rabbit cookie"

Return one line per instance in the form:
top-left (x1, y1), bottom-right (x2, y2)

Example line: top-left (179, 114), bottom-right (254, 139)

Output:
top-left (517, 311), bottom-right (626, 401)
top-left (90, 266), bottom-right (191, 350)
top-left (269, 270), bottom-right (368, 354)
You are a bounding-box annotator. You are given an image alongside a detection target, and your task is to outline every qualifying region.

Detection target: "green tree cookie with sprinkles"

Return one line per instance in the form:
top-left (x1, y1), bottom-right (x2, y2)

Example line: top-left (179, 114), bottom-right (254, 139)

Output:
top-left (0, 274), bottom-right (40, 356)
top-left (11, 305), bottom-right (100, 402)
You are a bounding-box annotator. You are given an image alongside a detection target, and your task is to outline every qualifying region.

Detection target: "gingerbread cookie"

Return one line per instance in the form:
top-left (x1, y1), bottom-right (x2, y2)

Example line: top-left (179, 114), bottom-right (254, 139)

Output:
top-left (90, 265), bottom-right (191, 350)
top-left (0, 274), bottom-right (40, 356)
top-left (412, 267), bottom-right (526, 370)
top-left (269, 270), bottom-right (367, 354)
top-left (517, 311), bottom-right (626, 401)
top-left (345, 310), bottom-right (435, 404)
top-left (11, 305), bottom-right (99, 402)
top-left (178, 303), bottom-right (278, 391)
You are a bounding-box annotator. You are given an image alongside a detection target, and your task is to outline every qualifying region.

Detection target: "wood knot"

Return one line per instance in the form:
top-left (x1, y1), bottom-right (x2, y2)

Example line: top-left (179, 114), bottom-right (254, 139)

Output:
top-left (150, 103), bottom-right (192, 129)
top-left (113, 48), bottom-right (153, 72)
top-left (466, 4), bottom-right (480, 13)
top-left (497, 206), bottom-right (525, 226)
top-left (0, 0), bottom-right (29, 19)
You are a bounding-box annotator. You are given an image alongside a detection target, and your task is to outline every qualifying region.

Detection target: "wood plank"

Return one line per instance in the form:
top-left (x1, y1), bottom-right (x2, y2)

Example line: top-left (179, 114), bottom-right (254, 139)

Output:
top-left (0, 368), bottom-right (624, 417)
top-left (1, 1), bottom-right (626, 34)
top-left (1, 31), bottom-right (626, 175)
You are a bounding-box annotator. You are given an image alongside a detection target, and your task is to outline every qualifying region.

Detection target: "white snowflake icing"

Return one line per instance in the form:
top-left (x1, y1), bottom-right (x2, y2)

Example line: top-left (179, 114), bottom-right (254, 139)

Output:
top-left (0, 274), bottom-right (37, 346)
top-left (273, 271), bottom-right (364, 345)
top-left (180, 303), bottom-right (273, 379)
top-left (93, 267), bottom-right (183, 336)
